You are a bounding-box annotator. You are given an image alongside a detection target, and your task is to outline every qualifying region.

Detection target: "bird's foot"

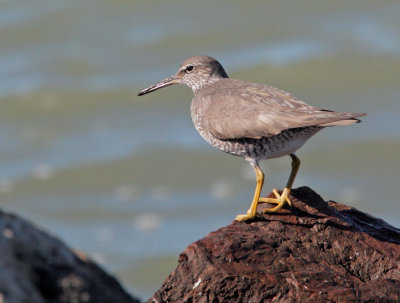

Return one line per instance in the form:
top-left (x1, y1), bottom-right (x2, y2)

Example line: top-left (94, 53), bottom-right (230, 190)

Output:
top-left (235, 209), bottom-right (259, 221)
top-left (236, 188), bottom-right (292, 220)
top-left (259, 187), bottom-right (292, 213)
top-left (270, 188), bottom-right (292, 206)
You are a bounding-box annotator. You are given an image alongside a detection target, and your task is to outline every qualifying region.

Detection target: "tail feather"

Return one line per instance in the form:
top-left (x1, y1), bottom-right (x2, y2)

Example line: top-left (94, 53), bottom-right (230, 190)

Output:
top-left (320, 118), bottom-right (361, 126)
top-left (319, 112), bottom-right (366, 127)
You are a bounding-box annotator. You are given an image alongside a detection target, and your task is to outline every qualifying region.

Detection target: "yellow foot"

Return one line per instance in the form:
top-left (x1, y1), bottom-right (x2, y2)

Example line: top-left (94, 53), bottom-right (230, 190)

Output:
top-left (258, 188), bottom-right (292, 206)
top-left (235, 210), bottom-right (258, 221)
top-left (259, 187), bottom-right (292, 213)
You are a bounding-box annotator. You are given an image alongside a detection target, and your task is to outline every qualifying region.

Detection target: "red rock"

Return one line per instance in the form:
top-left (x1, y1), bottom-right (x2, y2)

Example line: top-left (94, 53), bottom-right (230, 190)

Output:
top-left (149, 187), bottom-right (400, 303)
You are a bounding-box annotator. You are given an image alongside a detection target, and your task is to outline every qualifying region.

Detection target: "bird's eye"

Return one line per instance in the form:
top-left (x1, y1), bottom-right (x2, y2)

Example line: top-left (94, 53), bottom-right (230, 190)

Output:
top-left (185, 65), bottom-right (194, 73)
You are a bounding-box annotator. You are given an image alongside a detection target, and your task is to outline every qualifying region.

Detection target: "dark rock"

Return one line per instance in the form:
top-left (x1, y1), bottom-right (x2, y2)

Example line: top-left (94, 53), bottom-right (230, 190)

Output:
top-left (0, 210), bottom-right (141, 303)
top-left (149, 187), bottom-right (400, 303)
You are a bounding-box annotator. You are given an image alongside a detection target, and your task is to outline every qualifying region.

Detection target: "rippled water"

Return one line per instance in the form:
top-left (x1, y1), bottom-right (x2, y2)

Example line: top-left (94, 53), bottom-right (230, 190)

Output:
top-left (1, 0), bottom-right (399, 299)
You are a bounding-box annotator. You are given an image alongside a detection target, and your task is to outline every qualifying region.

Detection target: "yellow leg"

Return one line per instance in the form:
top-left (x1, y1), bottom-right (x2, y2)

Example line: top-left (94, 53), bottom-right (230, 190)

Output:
top-left (235, 163), bottom-right (264, 221)
top-left (259, 154), bottom-right (300, 213)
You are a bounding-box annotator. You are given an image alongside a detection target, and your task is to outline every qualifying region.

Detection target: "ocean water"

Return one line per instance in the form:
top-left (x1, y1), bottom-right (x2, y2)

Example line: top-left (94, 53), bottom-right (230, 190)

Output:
top-left (0, 0), bottom-right (399, 299)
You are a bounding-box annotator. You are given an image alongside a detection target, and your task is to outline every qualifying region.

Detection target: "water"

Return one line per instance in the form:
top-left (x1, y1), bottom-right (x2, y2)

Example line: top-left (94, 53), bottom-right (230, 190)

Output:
top-left (1, 0), bottom-right (399, 300)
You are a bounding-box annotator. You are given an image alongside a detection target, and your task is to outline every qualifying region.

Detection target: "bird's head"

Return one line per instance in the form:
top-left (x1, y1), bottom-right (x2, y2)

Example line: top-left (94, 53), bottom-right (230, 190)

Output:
top-left (138, 56), bottom-right (228, 96)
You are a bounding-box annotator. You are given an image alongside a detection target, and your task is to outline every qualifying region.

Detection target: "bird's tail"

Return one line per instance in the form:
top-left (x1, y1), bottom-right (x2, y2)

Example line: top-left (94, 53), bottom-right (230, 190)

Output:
top-left (319, 112), bottom-right (366, 127)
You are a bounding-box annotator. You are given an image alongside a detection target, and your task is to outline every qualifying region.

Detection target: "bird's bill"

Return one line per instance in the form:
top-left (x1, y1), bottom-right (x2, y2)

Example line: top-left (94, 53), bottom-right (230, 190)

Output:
top-left (138, 75), bottom-right (179, 96)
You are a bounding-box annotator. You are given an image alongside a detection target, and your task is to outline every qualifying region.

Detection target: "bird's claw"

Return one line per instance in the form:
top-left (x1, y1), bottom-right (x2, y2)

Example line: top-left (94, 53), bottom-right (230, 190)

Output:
top-left (235, 207), bottom-right (263, 221)
top-left (235, 212), bottom-right (256, 222)
top-left (271, 188), bottom-right (292, 206)
top-left (259, 188), bottom-right (292, 213)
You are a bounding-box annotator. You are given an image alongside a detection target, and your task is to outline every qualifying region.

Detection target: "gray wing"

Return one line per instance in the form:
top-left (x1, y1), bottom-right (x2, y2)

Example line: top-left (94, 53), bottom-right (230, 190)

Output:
top-left (195, 79), bottom-right (365, 140)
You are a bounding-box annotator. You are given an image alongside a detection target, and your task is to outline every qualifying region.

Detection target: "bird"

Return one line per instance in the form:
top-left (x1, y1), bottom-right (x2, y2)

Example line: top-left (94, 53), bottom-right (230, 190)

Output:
top-left (138, 55), bottom-right (366, 221)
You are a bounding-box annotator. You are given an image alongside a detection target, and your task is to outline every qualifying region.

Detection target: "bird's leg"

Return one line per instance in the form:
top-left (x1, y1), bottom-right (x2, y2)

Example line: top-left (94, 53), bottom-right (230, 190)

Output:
top-left (235, 163), bottom-right (264, 221)
top-left (259, 154), bottom-right (300, 212)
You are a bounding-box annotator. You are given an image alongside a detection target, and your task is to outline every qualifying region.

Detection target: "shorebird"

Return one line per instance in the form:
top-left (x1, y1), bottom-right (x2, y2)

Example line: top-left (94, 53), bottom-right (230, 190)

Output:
top-left (138, 56), bottom-right (365, 221)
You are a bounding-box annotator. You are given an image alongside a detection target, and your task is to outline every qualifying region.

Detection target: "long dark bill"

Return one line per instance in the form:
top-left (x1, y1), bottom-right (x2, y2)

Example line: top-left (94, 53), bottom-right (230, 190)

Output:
top-left (138, 75), bottom-right (179, 96)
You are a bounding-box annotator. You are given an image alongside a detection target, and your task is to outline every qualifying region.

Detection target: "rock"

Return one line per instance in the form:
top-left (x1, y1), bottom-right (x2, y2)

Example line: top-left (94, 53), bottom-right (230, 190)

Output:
top-left (149, 186), bottom-right (400, 303)
top-left (0, 210), bottom-right (141, 303)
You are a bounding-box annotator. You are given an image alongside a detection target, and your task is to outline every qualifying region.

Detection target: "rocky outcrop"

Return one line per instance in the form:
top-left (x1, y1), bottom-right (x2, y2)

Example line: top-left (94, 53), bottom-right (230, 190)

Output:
top-left (0, 210), bottom-right (140, 303)
top-left (149, 187), bottom-right (400, 303)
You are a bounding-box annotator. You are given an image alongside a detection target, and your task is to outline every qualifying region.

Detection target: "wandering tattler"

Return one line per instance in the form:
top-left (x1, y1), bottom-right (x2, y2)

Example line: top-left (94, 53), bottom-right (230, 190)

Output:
top-left (138, 56), bottom-right (366, 221)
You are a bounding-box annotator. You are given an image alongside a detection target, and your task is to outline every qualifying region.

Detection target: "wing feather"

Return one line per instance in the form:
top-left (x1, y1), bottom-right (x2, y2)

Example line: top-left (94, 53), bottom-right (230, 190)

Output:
top-left (193, 79), bottom-right (365, 140)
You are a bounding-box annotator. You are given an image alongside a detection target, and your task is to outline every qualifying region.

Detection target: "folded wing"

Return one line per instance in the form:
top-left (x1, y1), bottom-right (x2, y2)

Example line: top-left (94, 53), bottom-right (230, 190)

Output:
top-left (196, 80), bottom-right (366, 140)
